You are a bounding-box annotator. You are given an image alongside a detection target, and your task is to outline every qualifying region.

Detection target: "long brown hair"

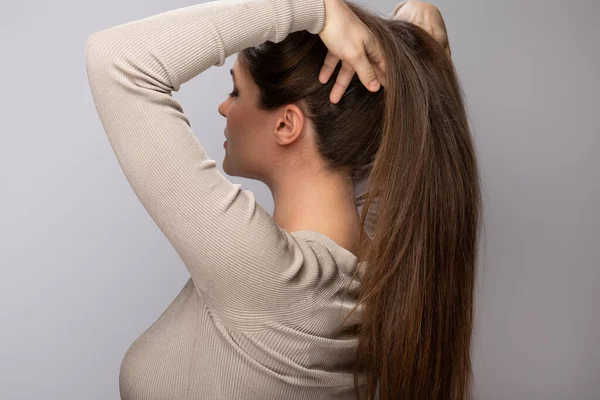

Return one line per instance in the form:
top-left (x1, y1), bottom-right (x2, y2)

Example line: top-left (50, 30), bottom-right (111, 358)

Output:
top-left (238, 1), bottom-right (482, 399)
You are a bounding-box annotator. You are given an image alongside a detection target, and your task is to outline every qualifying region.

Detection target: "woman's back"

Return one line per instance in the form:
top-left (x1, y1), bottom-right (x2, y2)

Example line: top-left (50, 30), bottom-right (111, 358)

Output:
top-left (119, 230), bottom-right (365, 399)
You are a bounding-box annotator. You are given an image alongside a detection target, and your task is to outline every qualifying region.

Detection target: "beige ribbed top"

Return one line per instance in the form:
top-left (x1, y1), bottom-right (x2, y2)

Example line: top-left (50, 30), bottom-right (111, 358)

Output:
top-left (85, 0), bottom-right (382, 398)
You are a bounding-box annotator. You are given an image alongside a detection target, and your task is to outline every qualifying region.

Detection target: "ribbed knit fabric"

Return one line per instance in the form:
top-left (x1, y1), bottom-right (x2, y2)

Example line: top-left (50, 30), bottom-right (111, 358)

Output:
top-left (84, 0), bottom-right (382, 398)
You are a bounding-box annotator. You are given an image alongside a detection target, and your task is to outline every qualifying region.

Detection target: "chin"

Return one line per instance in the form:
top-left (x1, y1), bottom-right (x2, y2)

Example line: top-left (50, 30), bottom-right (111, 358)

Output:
top-left (222, 157), bottom-right (236, 177)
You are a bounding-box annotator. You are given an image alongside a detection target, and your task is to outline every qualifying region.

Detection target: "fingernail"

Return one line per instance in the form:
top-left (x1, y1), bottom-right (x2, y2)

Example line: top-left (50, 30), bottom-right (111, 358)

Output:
top-left (369, 80), bottom-right (380, 90)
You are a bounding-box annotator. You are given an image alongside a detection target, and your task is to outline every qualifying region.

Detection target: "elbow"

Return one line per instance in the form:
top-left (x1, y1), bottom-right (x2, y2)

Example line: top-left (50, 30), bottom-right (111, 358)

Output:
top-left (84, 31), bottom-right (119, 82)
top-left (85, 33), bottom-right (103, 75)
top-left (85, 32), bottom-right (108, 69)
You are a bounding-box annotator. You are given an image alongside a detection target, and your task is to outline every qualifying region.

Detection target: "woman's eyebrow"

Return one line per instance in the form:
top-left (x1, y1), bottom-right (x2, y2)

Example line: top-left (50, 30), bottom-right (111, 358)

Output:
top-left (229, 68), bottom-right (236, 81)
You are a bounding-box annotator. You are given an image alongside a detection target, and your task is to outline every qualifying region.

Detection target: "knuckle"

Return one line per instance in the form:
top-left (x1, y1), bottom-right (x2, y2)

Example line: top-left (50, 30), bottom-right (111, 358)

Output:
top-left (345, 50), bottom-right (361, 62)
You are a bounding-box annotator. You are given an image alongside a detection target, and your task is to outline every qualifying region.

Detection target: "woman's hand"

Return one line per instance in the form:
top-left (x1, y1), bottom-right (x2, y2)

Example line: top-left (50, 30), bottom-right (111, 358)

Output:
top-left (318, 0), bottom-right (387, 104)
top-left (391, 1), bottom-right (451, 58)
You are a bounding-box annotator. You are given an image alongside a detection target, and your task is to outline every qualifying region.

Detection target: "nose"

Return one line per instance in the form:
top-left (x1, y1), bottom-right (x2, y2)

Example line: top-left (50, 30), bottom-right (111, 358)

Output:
top-left (218, 99), bottom-right (228, 118)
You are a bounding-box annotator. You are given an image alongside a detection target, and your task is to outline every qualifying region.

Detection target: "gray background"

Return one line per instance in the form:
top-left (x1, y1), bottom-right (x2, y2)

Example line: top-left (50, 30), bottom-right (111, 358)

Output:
top-left (1, 0), bottom-right (598, 398)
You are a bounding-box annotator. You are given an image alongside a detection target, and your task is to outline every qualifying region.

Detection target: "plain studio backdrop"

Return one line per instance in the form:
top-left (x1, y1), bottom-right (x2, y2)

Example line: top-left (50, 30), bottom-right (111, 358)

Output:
top-left (0, 0), bottom-right (598, 398)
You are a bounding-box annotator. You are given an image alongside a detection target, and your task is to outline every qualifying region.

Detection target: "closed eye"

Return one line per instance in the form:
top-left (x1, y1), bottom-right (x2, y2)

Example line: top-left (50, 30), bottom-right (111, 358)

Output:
top-left (229, 87), bottom-right (239, 98)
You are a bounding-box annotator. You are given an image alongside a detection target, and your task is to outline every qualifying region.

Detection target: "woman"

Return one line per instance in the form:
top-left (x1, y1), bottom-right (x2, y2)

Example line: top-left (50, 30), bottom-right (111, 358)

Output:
top-left (85, 0), bottom-right (479, 398)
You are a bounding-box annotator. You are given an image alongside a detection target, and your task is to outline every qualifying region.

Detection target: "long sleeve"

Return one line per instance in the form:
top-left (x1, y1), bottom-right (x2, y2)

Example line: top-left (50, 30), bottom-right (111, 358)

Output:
top-left (84, 0), bottom-right (327, 319)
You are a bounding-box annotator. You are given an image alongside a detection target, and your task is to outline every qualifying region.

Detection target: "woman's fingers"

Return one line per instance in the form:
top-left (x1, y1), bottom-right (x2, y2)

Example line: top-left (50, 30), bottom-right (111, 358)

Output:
top-left (319, 45), bottom-right (386, 104)
top-left (431, 26), bottom-right (452, 58)
top-left (318, 0), bottom-right (386, 103)
top-left (319, 53), bottom-right (368, 105)
top-left (319, 52), bottom-right (349, 104)
top-left (362, 29), bottom-right (387, 86)
top-left (330, 61), bottom-right (356, 104)
top-left (323, 56), bottom-right (380, 104)
top-left (318, 52), bottom-right (339, 84)
top-left (392, 1), bottom-right (451, 58)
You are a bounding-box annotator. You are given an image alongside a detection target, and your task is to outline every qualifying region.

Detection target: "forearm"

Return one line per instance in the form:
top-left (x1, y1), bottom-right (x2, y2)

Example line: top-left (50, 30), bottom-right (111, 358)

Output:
top-left (85, 0), bottom-right (325, 92)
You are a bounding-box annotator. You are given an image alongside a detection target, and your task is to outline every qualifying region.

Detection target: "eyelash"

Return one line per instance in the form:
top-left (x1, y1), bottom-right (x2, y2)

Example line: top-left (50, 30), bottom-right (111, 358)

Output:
top-left (229, 87), bottom-right (239, 98)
